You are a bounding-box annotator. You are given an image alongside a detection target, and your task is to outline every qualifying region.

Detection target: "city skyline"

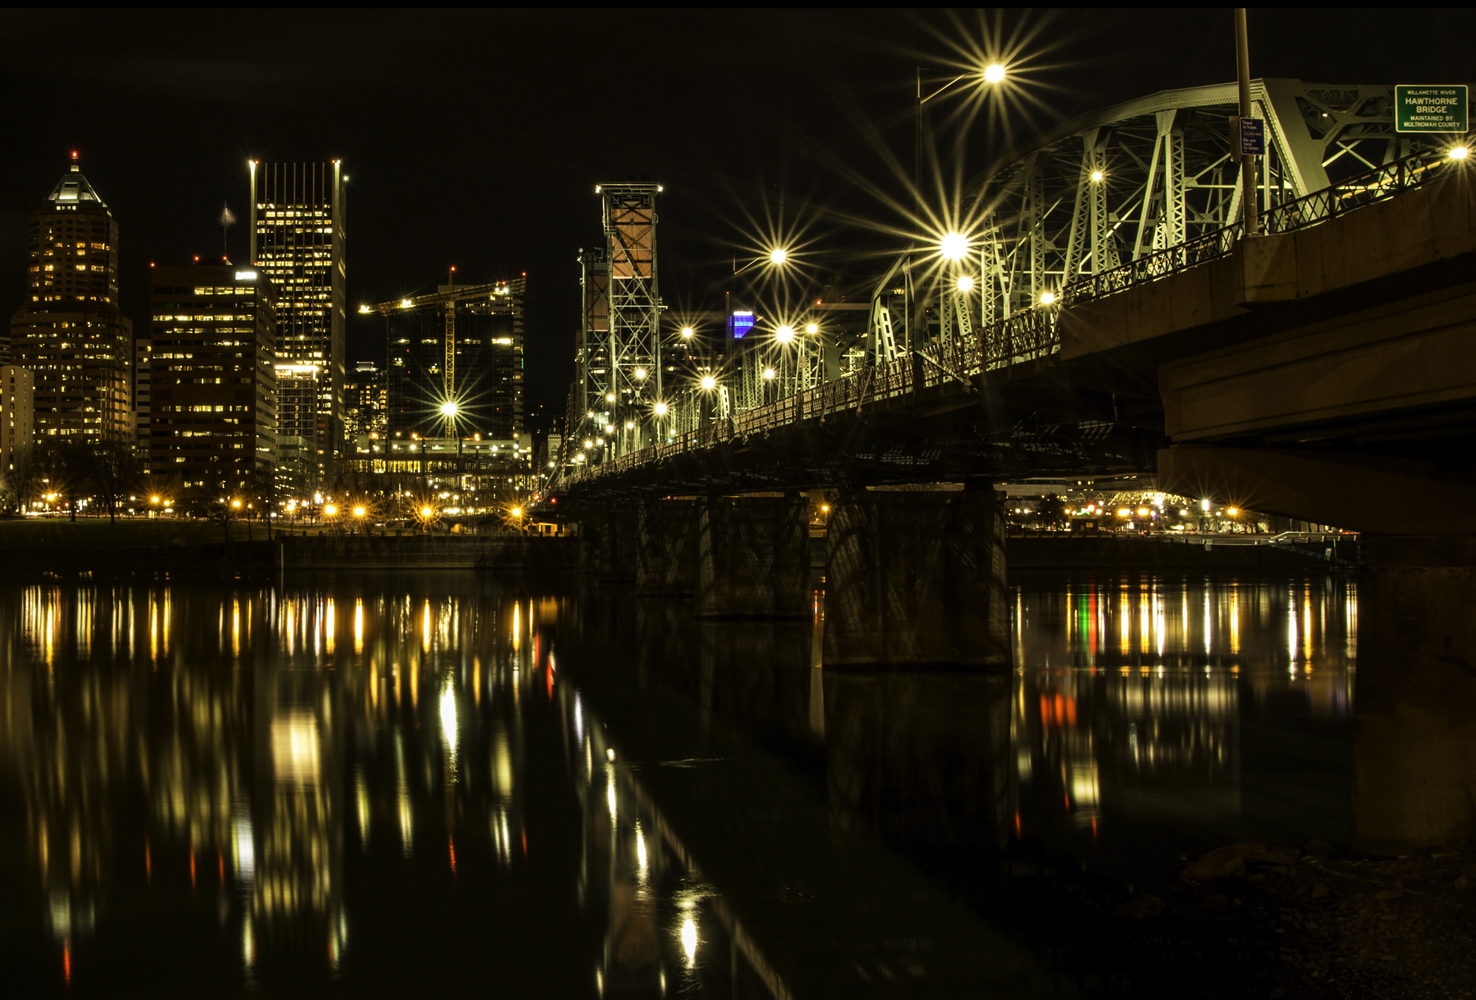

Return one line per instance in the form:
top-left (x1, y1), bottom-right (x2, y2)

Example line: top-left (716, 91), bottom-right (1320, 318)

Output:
top-left (7, 10), bottom-right (1473, 432)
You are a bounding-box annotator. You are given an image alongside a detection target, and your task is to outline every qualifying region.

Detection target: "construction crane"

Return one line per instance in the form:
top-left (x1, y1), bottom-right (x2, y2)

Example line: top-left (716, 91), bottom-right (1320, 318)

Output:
top-left (373, 270), bottom-right (509, 400)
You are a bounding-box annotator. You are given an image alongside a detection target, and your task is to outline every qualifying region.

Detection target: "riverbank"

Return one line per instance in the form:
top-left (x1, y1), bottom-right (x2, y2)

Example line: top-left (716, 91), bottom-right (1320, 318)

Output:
top-left (1111, 837), bottom-right (1476, 998)
top-left (1007, 532), bottom-right (1356, 570)
top-left (0, 519), bottom-right (573, 577)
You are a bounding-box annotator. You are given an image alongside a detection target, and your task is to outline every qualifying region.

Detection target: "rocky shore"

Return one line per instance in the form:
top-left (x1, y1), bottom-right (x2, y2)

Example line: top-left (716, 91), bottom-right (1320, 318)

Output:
top-left (1114, 838), bottom-right (1476, 998)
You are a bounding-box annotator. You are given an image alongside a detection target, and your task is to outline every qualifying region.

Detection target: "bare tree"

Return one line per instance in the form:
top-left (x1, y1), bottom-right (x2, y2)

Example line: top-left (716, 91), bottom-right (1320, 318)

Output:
top-left (83, 439), bottom-right (142, 525)
top-left (1, 445), bottom-right (37, 515)
top-left (184, 477), bottom-right (241, 543)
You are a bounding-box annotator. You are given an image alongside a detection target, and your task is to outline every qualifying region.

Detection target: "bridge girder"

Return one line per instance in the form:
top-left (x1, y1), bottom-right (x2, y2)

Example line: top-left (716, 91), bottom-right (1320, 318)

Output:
top-left (888, 79), bottom-right (1442, 352)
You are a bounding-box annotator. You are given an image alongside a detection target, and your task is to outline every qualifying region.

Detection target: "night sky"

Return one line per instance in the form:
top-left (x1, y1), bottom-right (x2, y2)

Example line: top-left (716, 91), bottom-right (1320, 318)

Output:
top-left (3, 9), bottom-right (1473, 432)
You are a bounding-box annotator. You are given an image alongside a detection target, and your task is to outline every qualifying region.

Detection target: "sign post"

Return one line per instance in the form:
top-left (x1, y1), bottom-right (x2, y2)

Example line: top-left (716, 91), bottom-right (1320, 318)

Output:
top-left (1395, 85), bottom-right (1469, 134)
top-left (1231, 116), bottom-right (1265, 157)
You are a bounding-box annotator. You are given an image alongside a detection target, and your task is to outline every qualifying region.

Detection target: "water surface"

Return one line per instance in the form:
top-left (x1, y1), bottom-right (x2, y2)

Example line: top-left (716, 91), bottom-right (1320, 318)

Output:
top-left (0, 570), bottom-right (1356, 996)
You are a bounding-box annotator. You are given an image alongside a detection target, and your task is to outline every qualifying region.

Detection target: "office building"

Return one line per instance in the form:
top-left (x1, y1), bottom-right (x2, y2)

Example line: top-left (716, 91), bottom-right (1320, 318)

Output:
top-left (9, 155), bottom-right (132, 442)
top-left (248, 160), bottom-right (346, 460)
top-left (381, 277), bottom-right (525, 441)
top-left (134, 338), bottom-right (152, 461)
top-left (148, 263), bottom-right (277, 491)
top-left (274, 364), bottom-right (320, 475)
top-left (345, 360), bottom-right (385, 442)
top-left (1, 365), bottom-right (34, 477)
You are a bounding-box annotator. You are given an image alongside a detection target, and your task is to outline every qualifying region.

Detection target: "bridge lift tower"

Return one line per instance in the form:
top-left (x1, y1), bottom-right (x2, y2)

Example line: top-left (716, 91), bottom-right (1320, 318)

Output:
top-left (581, 182), bottom-right (663, 460)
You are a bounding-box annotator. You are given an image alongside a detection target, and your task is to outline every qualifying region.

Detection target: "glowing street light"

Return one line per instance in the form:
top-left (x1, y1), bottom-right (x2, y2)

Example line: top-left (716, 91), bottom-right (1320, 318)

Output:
top-left (324, 504), bottom-right (338, 516)
top-left (804, 322), bottom-right (818, 334)
top-left (353, 506), bottom-right (366, 518)
top-left (956, 275), bottom-right (975, 293)
top-left (1090, 169), bottom-right (1105, 183)
top-left (775, 325), bottom-right (795, 343)
top-left (634, 367), bottom-right (647, 380)
top-left (1039, 291), bottom-right (1057, 306)
top-left (768, 248), bottom-right (788, 265)
top-left (763, 367), bottom-right (775, 380)
top-left (680, 326), bottom-right (694, 338)
top-left (983, 63), bottom-right (1006, 84)
top-left (605, 393), bottom-right (616, 403)
top-left (700, 375), bottom-right (716, 390)
top-left (440, 401), bottom-right (458, 417)
top-left (939, 232), bottom-right (969, 260)
top-left (421, 506), bottom-right (433, 518)
top-left (1450, 146), bottom-right (1470, 160)
top-left (653, 402), bottom-right (668, 417)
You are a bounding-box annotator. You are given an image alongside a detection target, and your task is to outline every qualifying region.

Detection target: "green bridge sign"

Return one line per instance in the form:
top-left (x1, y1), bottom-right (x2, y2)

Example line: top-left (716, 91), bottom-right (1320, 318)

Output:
top-left (1395, 85), bottom-right (1468, 133)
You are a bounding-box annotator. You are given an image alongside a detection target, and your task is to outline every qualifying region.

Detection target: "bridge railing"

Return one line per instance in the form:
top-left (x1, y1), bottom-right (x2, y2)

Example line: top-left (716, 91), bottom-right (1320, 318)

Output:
top-left (1063, 150), bottom-right (1455, 306)
top-left (563, 150), bottom-right (1459, 487)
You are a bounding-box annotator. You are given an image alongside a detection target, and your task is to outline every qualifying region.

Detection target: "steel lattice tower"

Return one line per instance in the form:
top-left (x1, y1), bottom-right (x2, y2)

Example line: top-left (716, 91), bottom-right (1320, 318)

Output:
top-left (591, 182), bottom-right (661, 456)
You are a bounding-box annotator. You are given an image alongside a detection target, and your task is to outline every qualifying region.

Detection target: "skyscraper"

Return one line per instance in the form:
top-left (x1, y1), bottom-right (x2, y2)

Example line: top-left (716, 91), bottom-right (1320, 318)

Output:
top-left (1, 365), bottom-right (35, 476)
top-left (248, 161), bottom-right (345, 461)
top-left (147, 263), bottom-right (277, 491)
top-left (8, 155), bottom-right (132, 443)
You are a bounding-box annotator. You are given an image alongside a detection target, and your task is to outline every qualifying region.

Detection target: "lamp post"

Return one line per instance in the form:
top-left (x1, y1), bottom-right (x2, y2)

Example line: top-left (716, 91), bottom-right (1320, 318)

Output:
top-left (914, 63), bottom-right (1006, 347)
top-left (914, 62), bottom-right (1007, 219)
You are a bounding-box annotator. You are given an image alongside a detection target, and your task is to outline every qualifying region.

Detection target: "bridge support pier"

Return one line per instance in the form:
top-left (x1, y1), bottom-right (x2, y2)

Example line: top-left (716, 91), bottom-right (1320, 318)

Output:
top-left (636, 499), bottom-right (700, 596)
top-left (1354, 535), bottom-right (1476, 853)
top-left (576, 504), bottom-right (638, 582)
top-left (823, 487), bottom-right (1008, 669)
top-left (696, 496), bottom-right (810, 618)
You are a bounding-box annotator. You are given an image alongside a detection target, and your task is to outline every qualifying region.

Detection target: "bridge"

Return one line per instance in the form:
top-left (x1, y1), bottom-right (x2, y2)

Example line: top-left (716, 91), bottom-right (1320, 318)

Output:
top-left (546, 79), bottom-right (1476, 847)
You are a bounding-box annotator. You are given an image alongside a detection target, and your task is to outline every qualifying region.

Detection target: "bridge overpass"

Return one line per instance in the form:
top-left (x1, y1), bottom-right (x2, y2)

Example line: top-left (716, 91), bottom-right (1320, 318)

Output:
top-left (547, 82), bottom-right (1476, 847)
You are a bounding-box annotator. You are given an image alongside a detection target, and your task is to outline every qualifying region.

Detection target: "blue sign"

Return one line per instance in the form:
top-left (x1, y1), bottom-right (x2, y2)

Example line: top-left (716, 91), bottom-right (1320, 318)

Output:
top-left (728, 311), bottom-right (755, 339)
top-left (1237, 116), bottom-right (1265, 157)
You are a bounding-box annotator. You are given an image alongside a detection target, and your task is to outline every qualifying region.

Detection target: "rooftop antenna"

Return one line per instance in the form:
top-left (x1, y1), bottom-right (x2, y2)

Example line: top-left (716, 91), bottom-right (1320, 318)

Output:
top-left (219, 202), bottom-right (237, 262)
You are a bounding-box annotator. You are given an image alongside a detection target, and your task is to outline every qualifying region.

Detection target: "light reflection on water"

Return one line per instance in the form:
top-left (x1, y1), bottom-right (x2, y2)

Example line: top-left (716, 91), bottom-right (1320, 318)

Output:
top-left (0, 572), bottom-right (1358, 996)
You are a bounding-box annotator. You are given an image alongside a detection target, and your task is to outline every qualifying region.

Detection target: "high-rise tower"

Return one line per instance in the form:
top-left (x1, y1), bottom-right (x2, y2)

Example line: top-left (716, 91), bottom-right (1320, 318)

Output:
top-left (146, 263), bottom-right (277, 491)
top-left (579, 184), bottom-right (661, 458)
top-left (9, 154), bottom-right (133, 443)
top-left (248, 160), bottom-right (345, 461)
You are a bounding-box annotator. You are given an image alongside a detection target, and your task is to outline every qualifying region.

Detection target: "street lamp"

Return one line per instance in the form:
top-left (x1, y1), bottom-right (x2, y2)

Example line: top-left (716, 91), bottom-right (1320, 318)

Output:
top-left (939, 232), bottom-right (970, 260)
top-left (915, 62), bottom-right (1009, 215)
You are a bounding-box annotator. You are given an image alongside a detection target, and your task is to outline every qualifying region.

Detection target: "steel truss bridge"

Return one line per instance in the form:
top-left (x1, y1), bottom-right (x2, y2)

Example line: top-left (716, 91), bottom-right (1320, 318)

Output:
top-left (555, 79), bottom-right (1459, 498)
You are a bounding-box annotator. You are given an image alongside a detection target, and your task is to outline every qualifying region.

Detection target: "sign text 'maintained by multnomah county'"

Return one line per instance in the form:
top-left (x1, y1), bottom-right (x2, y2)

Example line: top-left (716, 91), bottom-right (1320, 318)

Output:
top-left (1394, 85), bottom-right (1469, 134)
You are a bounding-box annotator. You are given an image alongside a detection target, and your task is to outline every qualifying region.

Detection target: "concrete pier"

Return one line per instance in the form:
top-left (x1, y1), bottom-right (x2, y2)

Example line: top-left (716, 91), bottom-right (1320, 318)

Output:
top-left (1353, 535), bottom-right (1476, 852)
top-left (635, 499), bottom-right (700, 597)
top-left (824, 488), bottom-right (1008, 669)
top-left (696, 496), bottom-right (810, 618)
top-left (576, 504), bottom-right (639, 582)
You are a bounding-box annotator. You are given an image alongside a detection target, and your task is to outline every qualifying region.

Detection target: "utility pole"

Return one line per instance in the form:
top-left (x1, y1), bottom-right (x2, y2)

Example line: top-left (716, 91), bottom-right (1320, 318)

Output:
top-left (1235, 8), bottom-right (1259, 236)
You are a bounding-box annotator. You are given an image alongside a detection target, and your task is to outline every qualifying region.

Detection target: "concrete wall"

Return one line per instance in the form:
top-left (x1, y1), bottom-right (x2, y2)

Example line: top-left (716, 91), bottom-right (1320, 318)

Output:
top-left (824, 489), bottom-right (1008, 669)
top-left (696, 496), bottom-right (810, 618)
top-left (636, 499), bottom-right (700, 596)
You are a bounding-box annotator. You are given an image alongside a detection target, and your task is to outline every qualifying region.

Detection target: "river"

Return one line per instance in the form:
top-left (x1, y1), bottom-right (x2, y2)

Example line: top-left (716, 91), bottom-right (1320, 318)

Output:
top-left (0, 569), bottom-right (1356, 996)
